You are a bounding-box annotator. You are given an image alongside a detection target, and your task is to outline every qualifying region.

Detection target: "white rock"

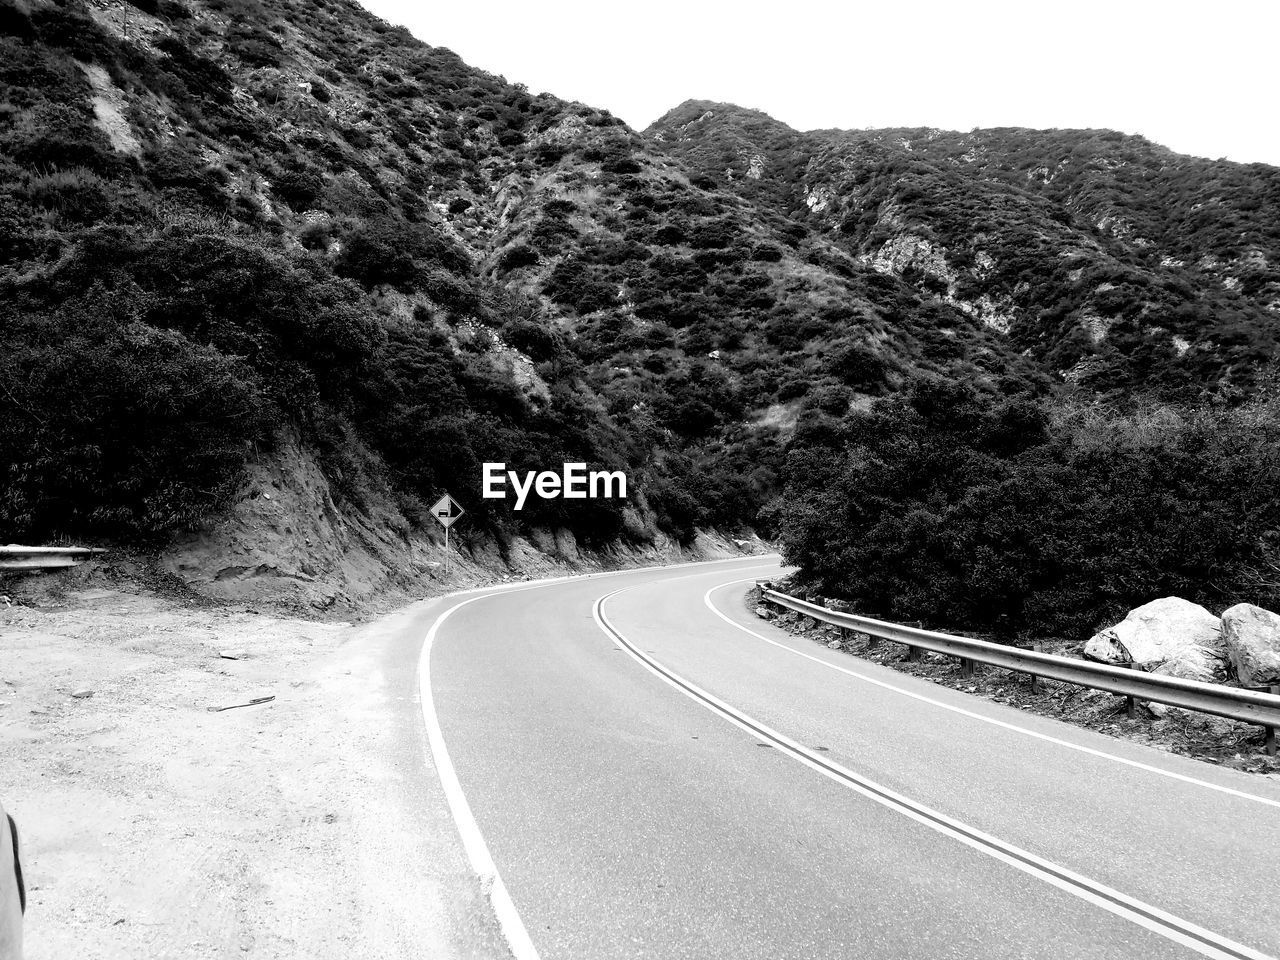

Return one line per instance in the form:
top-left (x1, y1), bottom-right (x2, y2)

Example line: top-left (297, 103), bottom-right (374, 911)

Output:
top-left (1083, 597), bottom-right (1226, 683)
top-left (219, 649), bottom-right (248, 660)
top-left (71, 688), bottom-right (94, 699)
top-left (1221, 603), bottom-right (1280, 688)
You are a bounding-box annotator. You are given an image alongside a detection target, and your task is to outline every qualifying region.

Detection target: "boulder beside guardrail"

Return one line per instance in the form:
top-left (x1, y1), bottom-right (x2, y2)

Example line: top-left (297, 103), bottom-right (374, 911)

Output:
top-left (0, 546), bottom-right (105, 572)
top-left (757, 584), bottom-right (1280, 755)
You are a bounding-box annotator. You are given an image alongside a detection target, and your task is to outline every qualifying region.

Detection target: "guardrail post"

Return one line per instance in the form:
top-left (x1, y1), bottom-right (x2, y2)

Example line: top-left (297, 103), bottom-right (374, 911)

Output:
top-left (908, 645), bottom-right (922, 662)
top-left (1029, 642), bottom-right (1044, 694)
top-left (960, 657), bottom-right (975, 679)
top-left (1267, 685), bottom-right (1278, 756)
top-left (1123, 662), bottom-right (1137, 719)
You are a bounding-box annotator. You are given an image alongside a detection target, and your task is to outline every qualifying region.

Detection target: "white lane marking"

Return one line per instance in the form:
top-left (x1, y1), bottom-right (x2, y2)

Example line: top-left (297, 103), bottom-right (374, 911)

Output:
top-left (703, 580), bottom-right (1280, 810)
top-left (595, 588), bottom-right (1275, 960)
top-left (416, 555), bottom-right (781, 960)
top-left (421, 590), bottom-right (543, 960)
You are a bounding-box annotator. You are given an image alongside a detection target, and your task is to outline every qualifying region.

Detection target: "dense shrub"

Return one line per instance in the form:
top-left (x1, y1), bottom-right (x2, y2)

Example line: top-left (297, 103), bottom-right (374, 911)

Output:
top-left (779, 381), bottom-right (1280, 639)
top-left (273, 169), bottom-right (324, 210)
top-left (37, 228), bottom-right (382, 411)
top-left (826, 341), bottom-right (888, 392)
top-left (496, 242), bottom-right (539, 273)
top-left (3, 102), bottom-right (123, 174)
top-left (502, 318), bottom-right (564, 362)
top-left (335, 217), bottom-right (469, 290)
top-left (544, 258), bottom-right (615, 314)
top-left (0, 293), bottom-right (271, 540)
top-left (31, 2), bottom-right (117, 63)
top-left (19, 168), bottom-right (112, 223)
top-left (154, 35), bottom-right (233, 105)
top-left (646, 477), bottom-right (702, 544)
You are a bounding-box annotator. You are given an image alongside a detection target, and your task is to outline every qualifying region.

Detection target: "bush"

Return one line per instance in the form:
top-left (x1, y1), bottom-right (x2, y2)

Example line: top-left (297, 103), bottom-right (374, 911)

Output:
top-left (273, 169), bottom-right (324, 210)
top-left (335, 217), bottom-right (469, 291)
top-left (145, 147), bottom-right (226, 200)
top-left (341, 126), bottom-right (374, 150)
top-left (19, 167), bottom-right (112, 223)
top-left (826, 341), bottom-right (888, 392)
top-left (544, 258), bottom-right (615, 314)
top-left (0, 294), bottom-right (271, 540)
top-left (502, 318), bottom-right (564, 362)
top-left (31, 2), bottom-right (117, 63)
top-left (155, 35), bottom-right (233, 105)
top-left (647, 477), bottom-right (702, 544)
top-left (602, 155), bottom-right (641, 175)
top-left (779, 382), bottom-right (1280, 639)
top-left (496, 242), bottom-right (539, 273)
top-left (4, 102), bottom-right (123, 174)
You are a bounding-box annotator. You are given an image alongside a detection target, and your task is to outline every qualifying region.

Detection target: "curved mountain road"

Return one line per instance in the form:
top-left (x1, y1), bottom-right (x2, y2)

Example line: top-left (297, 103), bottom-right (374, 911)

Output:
top-left (418, 558), bottom-right (1280, 959)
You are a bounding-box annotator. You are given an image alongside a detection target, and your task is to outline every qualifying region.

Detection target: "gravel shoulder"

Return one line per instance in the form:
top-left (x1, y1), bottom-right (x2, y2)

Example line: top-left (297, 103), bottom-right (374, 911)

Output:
top-left (0, 579), bottom-right (507, 960)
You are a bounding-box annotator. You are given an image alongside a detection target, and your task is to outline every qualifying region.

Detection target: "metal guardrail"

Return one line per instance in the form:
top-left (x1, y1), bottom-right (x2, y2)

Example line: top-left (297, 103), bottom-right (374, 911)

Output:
top-left (758, 585), bottom-right (1280, 751)
top-left (0, 545), bottom-right (105, 572)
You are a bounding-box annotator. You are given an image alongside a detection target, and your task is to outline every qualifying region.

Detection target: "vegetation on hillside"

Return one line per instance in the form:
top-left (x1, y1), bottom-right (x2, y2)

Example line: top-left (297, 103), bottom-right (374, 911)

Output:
top-left (649, 102), bottom-right (1280, 400)
top-left (3, 0), bottom-right (1279, 629)
top-left (777, 382), bottom-right (1280, 639)
top-left (0, 0), bottom-right (1040, 551)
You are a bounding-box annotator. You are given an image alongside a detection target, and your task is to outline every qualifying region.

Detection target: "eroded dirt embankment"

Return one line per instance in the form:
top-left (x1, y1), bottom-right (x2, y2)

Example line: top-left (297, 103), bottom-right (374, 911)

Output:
top-left (159, 431), bottom-right (766, 616)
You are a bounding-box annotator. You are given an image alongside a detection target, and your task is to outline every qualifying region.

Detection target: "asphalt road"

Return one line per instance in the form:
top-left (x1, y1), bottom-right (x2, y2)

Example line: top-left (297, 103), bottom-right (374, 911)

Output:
top-left (422, 557), bottom-right (1280, 960)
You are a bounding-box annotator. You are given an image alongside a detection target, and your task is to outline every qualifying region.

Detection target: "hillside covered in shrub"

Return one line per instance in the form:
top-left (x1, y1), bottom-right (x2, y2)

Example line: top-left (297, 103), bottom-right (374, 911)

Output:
top-left (0, 0), bottom-right (1048, 555)
top-left (2, 0), bottom-right (1278, 606)
top-left (649, 102), bottom-right (1280, 400)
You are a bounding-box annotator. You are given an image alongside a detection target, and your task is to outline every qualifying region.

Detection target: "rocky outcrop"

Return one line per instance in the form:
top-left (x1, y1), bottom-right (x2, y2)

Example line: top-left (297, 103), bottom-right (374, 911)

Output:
top-left (1083, 597), bottom-right (1227, 683)
top-left (870, 234), bottom-right (957, 287)
top-left (1221, 603), bottom-right (1280, 688)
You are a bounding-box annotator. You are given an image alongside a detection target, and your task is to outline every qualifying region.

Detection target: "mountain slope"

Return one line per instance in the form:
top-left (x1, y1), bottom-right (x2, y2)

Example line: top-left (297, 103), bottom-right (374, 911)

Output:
top-left (0, 0), bottom-right (1042, 560)
top-left (647, 100), bottom-right (1280, 397)
top-left (2, 0), bottom-right (1277, 605)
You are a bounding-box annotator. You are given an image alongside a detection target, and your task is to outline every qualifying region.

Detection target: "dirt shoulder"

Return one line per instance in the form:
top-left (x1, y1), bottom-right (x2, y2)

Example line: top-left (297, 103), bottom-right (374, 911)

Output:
top-left (758, 603), bottom-right (1280, 778)
top-left (0, 576), bottom-right (509, 960)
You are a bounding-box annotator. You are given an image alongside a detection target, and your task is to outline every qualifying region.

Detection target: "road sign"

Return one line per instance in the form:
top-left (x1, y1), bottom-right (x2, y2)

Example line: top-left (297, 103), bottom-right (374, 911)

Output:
top-left (430, 493), bottom-right (464, 529)
top-left (431, 493), bottom-right (464, 578)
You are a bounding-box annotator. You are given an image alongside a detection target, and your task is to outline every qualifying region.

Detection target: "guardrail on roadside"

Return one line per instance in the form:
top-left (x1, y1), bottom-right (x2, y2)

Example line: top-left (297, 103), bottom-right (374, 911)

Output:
top-left (757, 584), bottom-right (1280, 755)
top-left (0, 545), bottom-right (106, 572)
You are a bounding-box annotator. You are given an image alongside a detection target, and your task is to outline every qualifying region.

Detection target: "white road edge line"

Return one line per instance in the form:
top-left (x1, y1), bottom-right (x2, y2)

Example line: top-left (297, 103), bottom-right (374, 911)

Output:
top-left (415, 555), bottom-right (778, 960)
top-left (420, 590), bottom-right (542, 960)
top-left (596, 587), bottom-right (1275, 960)
top-left (703, 580), bottom-right (1280, 810)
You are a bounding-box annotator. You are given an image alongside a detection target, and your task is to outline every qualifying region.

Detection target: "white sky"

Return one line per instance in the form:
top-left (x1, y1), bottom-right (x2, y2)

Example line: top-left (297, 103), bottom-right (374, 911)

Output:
top-left (357, 0), bottom-right (1280, 165)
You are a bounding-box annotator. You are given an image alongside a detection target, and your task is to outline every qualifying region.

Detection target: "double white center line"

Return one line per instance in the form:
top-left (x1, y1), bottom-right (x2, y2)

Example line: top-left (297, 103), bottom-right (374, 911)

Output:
top-left (595, 585), bottom-right (1275, 960)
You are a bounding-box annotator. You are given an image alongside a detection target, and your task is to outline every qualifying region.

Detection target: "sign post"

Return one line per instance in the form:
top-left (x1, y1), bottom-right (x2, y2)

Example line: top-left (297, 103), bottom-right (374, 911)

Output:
top-left (430, 493), bottom-right (464, 576)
